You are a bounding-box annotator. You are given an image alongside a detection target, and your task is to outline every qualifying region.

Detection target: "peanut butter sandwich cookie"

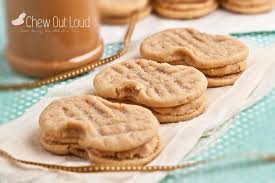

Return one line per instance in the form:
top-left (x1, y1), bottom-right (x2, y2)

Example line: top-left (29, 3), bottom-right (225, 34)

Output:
top-left (220, 0), bottom-right (275, 14)
top-left (40, 95), bottom-right (161, 165)
top-left (152, 0), bottom-right (218, 19)
top-left (140, 28), bottom-right (249, 87)
top-left (94, 59), bottom-right (208, 123)
top-left (98, 0), bottom-right (151, 24)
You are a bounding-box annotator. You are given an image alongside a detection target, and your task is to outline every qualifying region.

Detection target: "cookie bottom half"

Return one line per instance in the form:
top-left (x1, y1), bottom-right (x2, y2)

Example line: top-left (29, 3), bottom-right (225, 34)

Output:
top-left (207, 72), bottom-right (243, 88)
top-left (87, 136), bottom-right (162, 165)
top-left (153, 96), bottom-right (207, 123)
top-left (168, 60), bottom-right (246, 87)
top-left (41, 135), bottom-right (161, 165)
top-left (199, 60), bottom-right (247, 77)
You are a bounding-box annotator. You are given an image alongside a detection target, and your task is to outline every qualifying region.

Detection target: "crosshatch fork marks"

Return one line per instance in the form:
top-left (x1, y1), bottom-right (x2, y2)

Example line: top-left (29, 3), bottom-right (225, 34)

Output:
top-left (94, 59), bottom-right (208, 107)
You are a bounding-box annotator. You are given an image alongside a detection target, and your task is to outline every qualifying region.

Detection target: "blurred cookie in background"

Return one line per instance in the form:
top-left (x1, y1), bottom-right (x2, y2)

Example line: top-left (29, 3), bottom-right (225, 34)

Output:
top-left (98, 0), bottom-right (151, 24)
top-left (220, 0), bottom-right (275, 14)
top-left (152, 0), bottom-right (218, 19)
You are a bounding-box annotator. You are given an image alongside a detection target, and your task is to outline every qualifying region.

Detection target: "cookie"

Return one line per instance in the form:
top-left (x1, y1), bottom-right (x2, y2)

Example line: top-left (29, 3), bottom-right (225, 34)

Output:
top-left (102, 5), bottom-right (151, 24)
top-left (152, 94), bottom-right (206, 123)
top-left (94, 59), bottom-right (208, 107)
top-left (140, 28), bottom-right (249, 87)
top-left (220, 0), bottom-right (274, 14)
top-left (153, 0), bottom-right (218, 19)
top-left (153, 98), bottom-right (207, 123)
top-left (140, 28), bottom-right (249, 69)
top-left (98, 0), bottom-right (151, 24)
top-left (207, 72), bottom-right (243, 87)
top-left (40, 95), bottom-right (161, 165)
top-left (154, 0), bottom-right (216, 10)
top-left (197, 60), bottom-right (247, 77)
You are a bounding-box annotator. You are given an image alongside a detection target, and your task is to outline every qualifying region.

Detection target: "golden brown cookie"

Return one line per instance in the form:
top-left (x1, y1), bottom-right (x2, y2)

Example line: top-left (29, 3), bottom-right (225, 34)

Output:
top-left (102, 5), bottom-right (152, 24)
top-left (94, 59), bottom-right (208, 107)
top-left (153, 0), bottom-right (218, 19)
top-left (40, 95), bottom-right (161, 165)
top-left (220, 0), bottom-right (274, 14)
top-left (207, 72), bottom-right (243, 87)
top-left (140, 28), bottom-right (248, 87)
top-left (140, 28), bottom-right (249, 69)
top-left (98, 0), bottom-right (151, 24)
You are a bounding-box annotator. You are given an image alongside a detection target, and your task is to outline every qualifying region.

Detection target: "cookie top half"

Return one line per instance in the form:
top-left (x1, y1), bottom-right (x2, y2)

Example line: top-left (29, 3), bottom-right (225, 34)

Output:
top-left (94, 59), bottom-right (207, 107)
top-left (39, 95), bottom-right (159, 152)
top-left (140, 28), bottom-right (249, 69)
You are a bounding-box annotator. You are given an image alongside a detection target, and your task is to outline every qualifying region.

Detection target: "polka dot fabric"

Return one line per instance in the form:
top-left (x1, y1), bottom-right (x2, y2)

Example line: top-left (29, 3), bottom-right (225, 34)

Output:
top-left (232, 31), bottom-right (275, 48)
top-left (162, 90), bottom-right (275, 183)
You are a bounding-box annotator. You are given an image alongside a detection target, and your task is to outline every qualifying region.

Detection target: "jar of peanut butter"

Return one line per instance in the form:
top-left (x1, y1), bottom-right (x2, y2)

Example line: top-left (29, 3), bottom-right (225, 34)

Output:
top-left (5, 0), bottom-right (103, 77)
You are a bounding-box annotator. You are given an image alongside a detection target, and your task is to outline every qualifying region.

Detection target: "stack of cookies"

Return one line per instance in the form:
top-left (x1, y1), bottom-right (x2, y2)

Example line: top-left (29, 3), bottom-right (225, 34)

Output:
top-left (94, 59), bottom-right (208, 123)
top-left (220, 0), bottom-right (275, 14)
top-left (40, 95), bottom-right (161, 165)
top-left (140, 28), bottom-right (249, 87)
top-left (152, 0), bottom-right (218, 19)
top-left (97, 0), bottom-right (151, 24)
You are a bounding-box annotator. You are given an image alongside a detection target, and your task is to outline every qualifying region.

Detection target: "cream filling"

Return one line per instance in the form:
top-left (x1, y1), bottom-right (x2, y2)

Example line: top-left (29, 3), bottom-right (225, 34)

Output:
top-left (88, 136), bottom-right (159, 160)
